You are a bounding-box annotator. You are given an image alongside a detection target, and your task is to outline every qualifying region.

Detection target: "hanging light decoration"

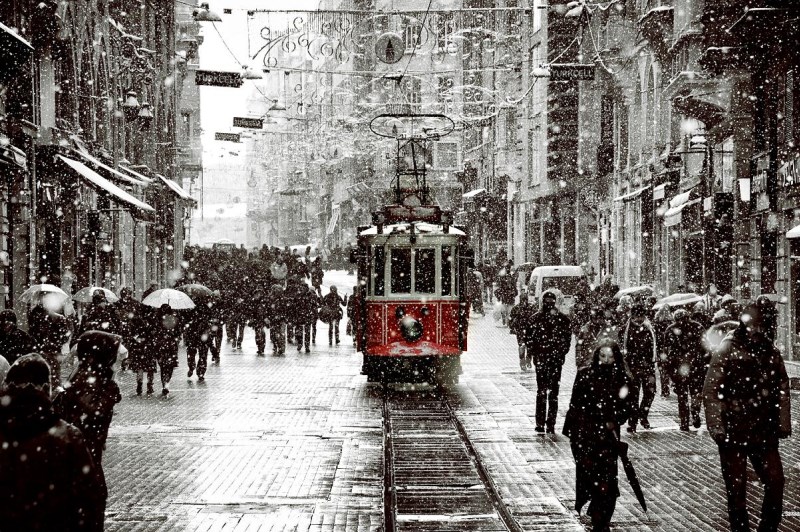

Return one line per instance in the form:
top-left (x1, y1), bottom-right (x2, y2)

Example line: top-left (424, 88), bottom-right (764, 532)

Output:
top-left (122, 90), bottom-right (141, 121)
top-left (138, 102), bottom-right (153, 129)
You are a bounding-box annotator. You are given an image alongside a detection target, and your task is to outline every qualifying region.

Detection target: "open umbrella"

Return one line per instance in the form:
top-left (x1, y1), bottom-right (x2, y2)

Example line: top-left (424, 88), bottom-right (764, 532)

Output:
top-left (72, 286), bottom-right (119, 304)
top-left (142, 288), bottom-right (195, 310)
top-left (20, 284), bottom-right (69, 303)
top-left (611, 431), bottom-right (647, 514)
top-left (652, 292), bottom-right (703, 310)
top-left (614, 285), bottom-right (654, 299)
top-left (177, 283), bottom-right (214, 303)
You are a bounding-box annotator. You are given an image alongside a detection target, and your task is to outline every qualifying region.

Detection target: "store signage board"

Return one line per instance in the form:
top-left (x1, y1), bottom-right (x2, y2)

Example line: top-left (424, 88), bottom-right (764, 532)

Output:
top-left (549, 64), bottom-right (595, 81)
top-left (233, 117), bottom-right (264, 129)
top-left (196, 70), bottom-right (243, 87)
top-left (215, 132), bottom-right (241, 142)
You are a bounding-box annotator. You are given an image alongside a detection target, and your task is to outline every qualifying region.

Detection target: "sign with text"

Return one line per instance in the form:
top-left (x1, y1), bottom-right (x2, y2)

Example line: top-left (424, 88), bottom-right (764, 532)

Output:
top-left (195, 70), bottom-right (243, 87)
top-left (233, 117), bottom-right (264, 129)
top-left (215, 132), bottom-right (240, 143)
top-left (549, 63), bottom-right (595, 81)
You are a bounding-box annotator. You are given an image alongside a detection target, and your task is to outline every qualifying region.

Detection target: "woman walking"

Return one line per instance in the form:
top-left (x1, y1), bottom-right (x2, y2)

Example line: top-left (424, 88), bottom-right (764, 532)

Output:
top-left (320, 286), bottom-right (347, 346)
top-left (563, 337), bottom-right (634, 531)
top-left (150, 304), bottom-right (181, 396)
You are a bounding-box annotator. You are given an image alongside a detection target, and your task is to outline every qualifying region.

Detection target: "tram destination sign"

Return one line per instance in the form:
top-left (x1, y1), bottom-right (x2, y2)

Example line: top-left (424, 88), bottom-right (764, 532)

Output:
top-left (549, 63), bottom-right (596, 81)
top-left (214, 132), bottom-right (240, 143)
top-left (195, 70), bottom-right (243, 87)
top-left (233, 117), bottom-right (264, 129)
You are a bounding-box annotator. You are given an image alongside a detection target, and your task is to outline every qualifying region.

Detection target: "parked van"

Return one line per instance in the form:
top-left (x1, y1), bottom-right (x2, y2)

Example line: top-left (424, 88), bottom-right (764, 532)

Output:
top-left (527, 265), bottom-right (587, 313)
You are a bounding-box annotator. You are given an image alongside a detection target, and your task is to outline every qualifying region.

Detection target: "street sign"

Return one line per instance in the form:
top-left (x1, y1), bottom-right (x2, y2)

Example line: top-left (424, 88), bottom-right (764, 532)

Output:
top-left (549, 63), bottom-right (595, 81)
top-left (375, 32), bottom-right (405, 64)
top-left (233, 117), bottom-right (264, 129)
top-left (215, 132), bottom-right (240, 142)
top-left (195, 70), bottom-right (243, 87)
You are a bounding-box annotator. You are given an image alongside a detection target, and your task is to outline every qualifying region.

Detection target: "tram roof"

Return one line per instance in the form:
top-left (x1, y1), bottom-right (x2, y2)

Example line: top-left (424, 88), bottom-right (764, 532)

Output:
top-left (359, 222), bottom-right (465, 237)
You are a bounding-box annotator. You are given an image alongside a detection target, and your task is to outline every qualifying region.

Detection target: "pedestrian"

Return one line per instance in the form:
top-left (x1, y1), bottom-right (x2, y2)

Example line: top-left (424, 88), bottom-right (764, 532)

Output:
top-left (266, 284), bottom-right (288, 356)
top-left (712, 294), bottom-right (739, 324)
top-left (321, 285), bottom-right (347, 346)
top-left (250, 288), bottom-right (270, 356)
top-left (482, 261), bottom-right (496, 304)
top-left (692, 301), bottom-right (712, 330)
top-left (226, 290), bottom-right (246, 350)
top-left (75, 291), bottom-right (122, 341)
top-left (0, 309), bottom-right (34, 365)
top-left (652, 304), bottom-right (674, 397)
top-left (575, 305), bottom-right (618, 371)
top-left (310, 256), bottom-right (325, 296)
top-left (468, 268), bottom-right (485, 316)
top-left (614, 295), bottom-right (633, 330)
top-left (495, 262), bottom-right (517, 326)
top-left (115, 288), bottom-right (154, 395)
top-left (621, 304), bottom-right (657, 432)
top-left (295, 285), bottom-right (318, 353)
top-left (527, 289), bottom-right (572, 433)
top-left (563, 336), bottom-right (634, 532)
top-left (509, 289), bottom-right (536, 371)
top-left (0, 353), bottom-right (104, 531)
top-left (703, 299), bottom-right (791, 532)
top-left (346, 284), bottom-right (360, 345)
top-left (27, 302), bottom-right (72, 391)
top-left (270, 255), bottom-right (288, 287)
top-left (284, 276), bottom-right (305, 345)
top-left (54, 330), bottom-right (122, 524)
top-left (207, 294), bottom-right (224, 363)
top-left (662, 309), bottom-right (705, 430)
top-left (185, 304), bottom-right (213, 381)
top-left (150, 304), bottom-right (181, 396)
top-left (702, 283), bottom-right (722, 314)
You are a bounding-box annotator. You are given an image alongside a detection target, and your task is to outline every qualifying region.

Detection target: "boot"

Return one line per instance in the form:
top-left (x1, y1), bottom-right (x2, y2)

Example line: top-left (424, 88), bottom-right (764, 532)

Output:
top-left (136, 381), bottom-right (143, 396)
top-left (146, 382), bottom-right (154, 395)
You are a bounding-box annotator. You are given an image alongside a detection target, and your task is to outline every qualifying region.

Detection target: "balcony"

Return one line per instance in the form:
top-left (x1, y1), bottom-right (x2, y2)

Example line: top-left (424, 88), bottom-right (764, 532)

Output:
top-left (638, 4), bottom-right (674, 64)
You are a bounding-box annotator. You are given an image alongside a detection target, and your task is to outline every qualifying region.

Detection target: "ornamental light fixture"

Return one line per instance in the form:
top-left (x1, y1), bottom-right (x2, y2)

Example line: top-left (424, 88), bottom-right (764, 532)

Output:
top-left (193, 3), bottom-right (222, 22)
top-left (122, 90), bottom-right (141, 121)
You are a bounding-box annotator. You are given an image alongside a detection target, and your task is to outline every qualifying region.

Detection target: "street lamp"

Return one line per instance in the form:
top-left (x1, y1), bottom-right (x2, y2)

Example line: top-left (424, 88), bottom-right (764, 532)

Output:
top-left (137, 102), bottom-right (153, 130)
top-left (193, 3), bottom-right (222, 22)
top-left (122, 90), bottom-right (141, 121)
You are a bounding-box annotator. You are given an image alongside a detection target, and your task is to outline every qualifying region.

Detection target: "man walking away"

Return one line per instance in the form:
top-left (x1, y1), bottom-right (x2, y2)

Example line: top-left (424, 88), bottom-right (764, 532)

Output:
top-left (663, 309), bottom-right (705, 430)
top-left (0, 309), bottom-right (33, 365)
top-left (621, 304), bottom-right (657, 432)
top-left (509, 290), bottom-right (535, 371)
top-left (704, 299), bottom-right (791, 532)
top-left (527, 290), bottom-right (572, 433)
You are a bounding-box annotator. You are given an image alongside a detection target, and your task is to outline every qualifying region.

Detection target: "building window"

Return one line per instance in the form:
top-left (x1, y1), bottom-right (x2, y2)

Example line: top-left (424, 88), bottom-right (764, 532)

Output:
top-left (181, 111), bottom-right (192, 140)
top-left (404, 24), bottom-right (422, 51)
top-left (434, 142), bottom-right (459, 170)
top-left (533, 0), bottom-right (543, 32)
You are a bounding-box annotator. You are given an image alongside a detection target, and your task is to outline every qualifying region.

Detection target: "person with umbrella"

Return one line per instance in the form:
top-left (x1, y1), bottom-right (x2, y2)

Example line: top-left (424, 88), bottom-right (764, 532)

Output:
top-left (185, 302), bottom-right (214, 382)
top-left (54, 330), bottom-right (123, 526)
top-left (115, 288), bottom-right (153, 395)
top-left (703, 299), bottom-right (791, 532)
top-left (148, 304), bottom-right (181, 396)
top-left (563, 336), bottom-right (634, 531)
top-left (73, 290), bottom-right (122, 344)
top-left (662, 309), bottom-right (706, 430)
top-left (27, 302), bottom-right (71, 392)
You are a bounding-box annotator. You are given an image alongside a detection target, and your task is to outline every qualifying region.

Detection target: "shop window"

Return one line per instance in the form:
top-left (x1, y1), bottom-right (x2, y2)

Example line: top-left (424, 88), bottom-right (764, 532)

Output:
top-left (441, 246), bottom-right (452, 296)
top-left (415, 248), bottom-right (436, 294)
top-left (372, 245), bottom-right (385, 296)
top-left (761, 232), bottom-right (777, 294)
top-left (391, 248), bottom-right (412, 293)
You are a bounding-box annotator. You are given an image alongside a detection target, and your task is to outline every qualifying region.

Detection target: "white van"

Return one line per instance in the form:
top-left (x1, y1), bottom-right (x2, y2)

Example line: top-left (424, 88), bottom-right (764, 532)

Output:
top-left (527, 265), bottom-right (587, 313)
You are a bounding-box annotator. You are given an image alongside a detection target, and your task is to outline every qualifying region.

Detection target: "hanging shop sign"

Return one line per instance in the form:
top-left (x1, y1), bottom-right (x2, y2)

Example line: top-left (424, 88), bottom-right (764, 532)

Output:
top-left (195, 70), bottom-right (243, 87)
top-left (215, 132), bottom-right (241, 142)
top-left (233, 117), bottom-right (264, 129)
top-left (375, 32), bottom-right (405, 64)
top-left (549, 63), bottom-right (596, 81)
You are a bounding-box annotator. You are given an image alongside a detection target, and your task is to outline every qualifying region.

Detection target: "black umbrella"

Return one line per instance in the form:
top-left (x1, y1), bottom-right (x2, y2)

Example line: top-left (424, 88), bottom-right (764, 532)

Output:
top-left (612, 431), bottom-right (647, 514)
top-left (177, 283), bottom-right (214, 304)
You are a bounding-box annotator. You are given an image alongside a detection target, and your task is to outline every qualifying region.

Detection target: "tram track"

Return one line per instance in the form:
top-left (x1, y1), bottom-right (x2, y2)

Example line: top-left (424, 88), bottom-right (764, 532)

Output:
top-left (381, 384), bottom-right (524, 532)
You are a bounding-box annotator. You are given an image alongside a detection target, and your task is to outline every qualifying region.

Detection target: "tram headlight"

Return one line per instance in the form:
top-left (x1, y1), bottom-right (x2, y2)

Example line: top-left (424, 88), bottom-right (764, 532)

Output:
top-left (399, 315), bottom-right (423, 342)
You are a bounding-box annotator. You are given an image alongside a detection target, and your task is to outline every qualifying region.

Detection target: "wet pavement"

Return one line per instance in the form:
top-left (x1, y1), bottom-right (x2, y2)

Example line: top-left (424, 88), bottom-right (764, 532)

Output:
top-left (101, 272), bottom-right (800, 531)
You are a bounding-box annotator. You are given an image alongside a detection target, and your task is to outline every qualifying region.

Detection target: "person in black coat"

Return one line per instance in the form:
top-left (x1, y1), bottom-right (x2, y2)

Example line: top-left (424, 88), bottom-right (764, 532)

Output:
top-left (149, 304), bottom-right (181, 396)
top-left (509, 290), bottom-right (536, 371)
top-left (662, 309), bottom-right (706, 430)
top-left (114, 289), bottom-right (153, 395)
top-left (54, 331), bottom-right (122, 523)
top-left (0, 354), bottom-right (104, 531)
top-left (620, 304), bottom-right (658, 432)
top-left (74, 291), bottom-right (122, 344)
top-left (249, 289), bottom-right (270, 356)
top-left (703, 300), bottom-right (791, 532)
top-left (27, 303), bottom-right (72, 391)
top-left (295, 285), bottom-right (319, 353)
top-left (266, 285), bottom-right (288, 356)
top-left (185, 304), bottom-right (214, 381)
top-left (527, 289), bottom-right (572, 433)
top-left (563, 337), bottom-right (634, 532)
top-left (321, 286), bottom-right (347, 346)
top-left (0, 309), bottom-right (34, 365)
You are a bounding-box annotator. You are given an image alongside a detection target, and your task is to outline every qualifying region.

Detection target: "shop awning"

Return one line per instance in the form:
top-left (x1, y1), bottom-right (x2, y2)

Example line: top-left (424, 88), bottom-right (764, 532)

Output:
top-left (120, 165), bottom-right (154, 183)
top-left (0, 21), bottom-right (33, 63)
top-left (156, 173), bottom-right (194, 202)
top-left (58, 155), bottom-right (154, 213)
top-left (326, 204), bottom-right (340, 235)
top-left (786, 225), bottom-right (800, 239)
top-left (613, 185), bottom-right (650, 202)
top-left (463, 188), bottom-right (486, 199)
top-left (72, 146), bottom-right (147, 187)
top-left (0, 135), bottom-right (27, 170)
top-left (663, 189), bottom-right (700, 227)
top-left (653, 183), bottom-right (667, 201)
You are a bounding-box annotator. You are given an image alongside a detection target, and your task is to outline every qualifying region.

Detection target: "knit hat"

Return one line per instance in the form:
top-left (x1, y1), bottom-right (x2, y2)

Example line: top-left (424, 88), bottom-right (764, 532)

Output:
top-left (76, 330), bottom-right (121, 368)
top-left (5, 353), bottom-right (50, 388)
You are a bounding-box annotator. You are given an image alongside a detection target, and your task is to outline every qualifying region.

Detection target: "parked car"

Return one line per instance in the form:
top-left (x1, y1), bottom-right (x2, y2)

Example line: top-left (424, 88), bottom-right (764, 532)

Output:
top-left (527, 265), bottom-right (587, 313)
top-left (513, 262), bottom-right (537, 294)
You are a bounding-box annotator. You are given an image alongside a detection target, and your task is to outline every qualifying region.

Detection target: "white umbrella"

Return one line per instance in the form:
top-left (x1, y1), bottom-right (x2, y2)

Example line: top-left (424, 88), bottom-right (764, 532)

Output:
top-left (142, 288), bottom-right (195, 310)
top-left (652, 292), bottom-right (703, 310)
top-left (20, 284), bottom-right (69, 303)
top-left (614, 285), bottom-right (654, 299)
top-left (72, 286), bottom-right (119, 304)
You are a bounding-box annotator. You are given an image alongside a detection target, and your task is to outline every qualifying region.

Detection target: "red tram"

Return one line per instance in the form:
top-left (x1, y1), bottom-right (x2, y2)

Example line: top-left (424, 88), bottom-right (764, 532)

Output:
top-left (350, 203), bottom-right (472, 384)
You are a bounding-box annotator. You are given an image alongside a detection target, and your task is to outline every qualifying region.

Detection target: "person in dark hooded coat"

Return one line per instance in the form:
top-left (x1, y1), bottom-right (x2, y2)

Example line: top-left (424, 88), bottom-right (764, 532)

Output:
top-left (149, 304), bottom-right (181, 395)
top-left (703, 299), bottom-right (791, 532)
top-left (0, 309), bottom-right (34, 365)
top-left (74, 291), bottom-right (122, 343)
top-left (185, 304), bottom-right (214, 381)
top-left (0, 354), bottom-right (104, 531)
top-left (27, 303), bottom-right (72, 391)
top-left (527, 289), bottom-right (572, 433)
top-left (621, 304), bottom-right (657, 431)
top-left (662, 308), bottom-right (705, 430)
top-left (563, 337), bottom-right (634, 532)
top-left (54, 331), bottom-right (122, 524)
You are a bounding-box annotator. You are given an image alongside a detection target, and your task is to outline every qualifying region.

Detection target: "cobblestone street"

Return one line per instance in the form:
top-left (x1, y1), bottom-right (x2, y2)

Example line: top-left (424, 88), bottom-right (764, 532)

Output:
top-left (103, 276), bottom-right (800, 531)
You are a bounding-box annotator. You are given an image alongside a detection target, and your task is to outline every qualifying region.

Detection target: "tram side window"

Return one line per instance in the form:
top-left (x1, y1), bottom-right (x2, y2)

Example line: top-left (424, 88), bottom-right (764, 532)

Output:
top-left (415, 248), bottom-right (436, 294)
top-left (372, 245), bottom-right (385, 296)
top-left (391, 248), bottom-right (412, 293)
top-left (441, 246), bottom-right (452, 296)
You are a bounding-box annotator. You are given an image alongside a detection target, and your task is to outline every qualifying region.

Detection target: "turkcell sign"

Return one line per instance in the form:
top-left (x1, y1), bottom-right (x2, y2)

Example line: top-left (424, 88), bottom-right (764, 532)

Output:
top-left (233, 117), bottom-right (263, 129)
top-left (195, 70), bottom-right (243, 87)
top-left (215, 132), bottom-right (241, 142)
top-left (549, 64), bottom-right (595, 81)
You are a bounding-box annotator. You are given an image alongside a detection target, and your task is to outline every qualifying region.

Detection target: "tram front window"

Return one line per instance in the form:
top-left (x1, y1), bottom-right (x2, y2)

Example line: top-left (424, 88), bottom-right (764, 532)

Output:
top-left (391, 248), bottom-right (412, 293)
top-left (415, 248), bottom-right (436, 294)
top-left (441, 246), bottom-right (452, 296)
top-left (372, 246), bottom-right (385, 296)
